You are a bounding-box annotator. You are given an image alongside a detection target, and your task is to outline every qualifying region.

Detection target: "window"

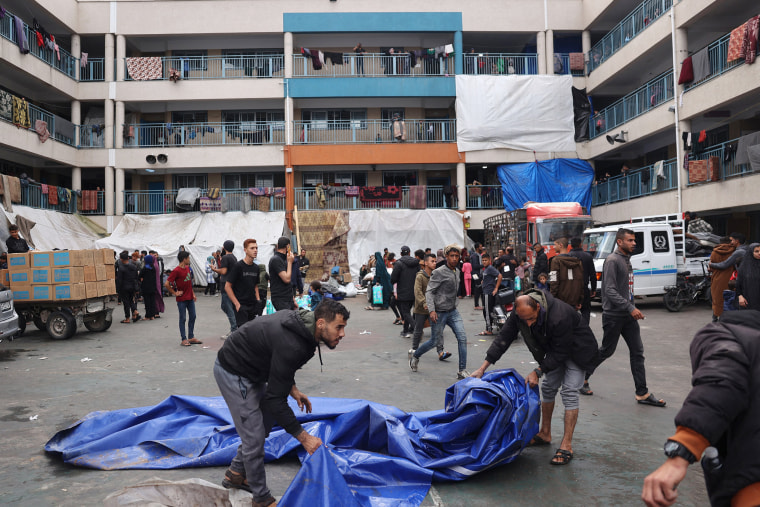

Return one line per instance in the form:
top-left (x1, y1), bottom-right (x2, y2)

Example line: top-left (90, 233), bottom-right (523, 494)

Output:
top-left (302, 110), bottom-right (366, 130)
top-left (383, 171), bottom-right (417, 186)
top-left (171, 111), bottom-right (208, 124)
top-left (174, 174), bottom-right (207, 189)
top-left (381, 109), bottom-right (405, 129)
top-left (172, 50), bottom-right (208, 71)
top-left (223, 110), bottom-right (285, 130)
top-left (632, 231), bottom-right (645, 256)
top-left (222, 173), bottom-right (285, 189)
top-left (302, 172), bottom-right (367, 187)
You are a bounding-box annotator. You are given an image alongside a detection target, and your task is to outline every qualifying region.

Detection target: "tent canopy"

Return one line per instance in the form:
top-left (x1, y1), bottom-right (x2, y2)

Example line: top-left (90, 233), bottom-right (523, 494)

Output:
top-left (0, 205), bottom-right (102, 253)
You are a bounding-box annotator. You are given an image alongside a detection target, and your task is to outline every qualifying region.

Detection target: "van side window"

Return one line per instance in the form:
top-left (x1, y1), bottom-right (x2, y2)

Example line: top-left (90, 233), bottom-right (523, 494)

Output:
top-left (632, 232), bottom-right (645, 256)
top-left (651, 231), bottom-right (669, 253)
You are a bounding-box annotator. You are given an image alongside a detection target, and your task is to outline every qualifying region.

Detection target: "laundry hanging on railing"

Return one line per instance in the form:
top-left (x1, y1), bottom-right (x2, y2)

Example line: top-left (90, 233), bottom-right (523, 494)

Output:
top-left (359, 186), bottom-right (401, 202)
top-left (80, 52), bottom-right (88, 67)
top-left (743, 16), bottom-right (760, 64)
top-left (13, 15), bottom-right (29, 54)
top-left (569, 52), bottom-right (585, 71)
top-left (81, 190), bottom-right (99, 211)
top-left (12, 96), bottom-right (30, 128)
top-left (727, 22), bottom-right (749, 63)
top-left (0, 89), bottom-right (12, 121)
top-left (47, 185), bottom-right (58, 205)
top-left (691, 47), bottom-right (711, 82)
top-left (34, 120), bottom-right (50, 143)
top-left (126, 57), bottom-right (163, 80)
top-left (735, 132), bottom-right (760, 165)
top-left (677, 56), bottom-right (693, 84)
top-left (409, 185), bottom-right (427, 209)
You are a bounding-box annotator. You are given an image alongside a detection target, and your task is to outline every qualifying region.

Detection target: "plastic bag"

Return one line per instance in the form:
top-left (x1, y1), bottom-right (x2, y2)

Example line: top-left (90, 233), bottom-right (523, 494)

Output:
top-left (343, 284), bottom-right (358, 298)
top-left (372, 285), bottom-right (383, 305)
top-left (295, 295), bottom-right (311, 309)
top-left (264, 300), bottom-right (276, 315)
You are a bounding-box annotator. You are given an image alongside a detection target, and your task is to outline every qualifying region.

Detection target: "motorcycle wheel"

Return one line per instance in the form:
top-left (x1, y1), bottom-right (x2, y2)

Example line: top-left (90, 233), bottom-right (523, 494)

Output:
top-left (663, 289), bottom-right (684, 312)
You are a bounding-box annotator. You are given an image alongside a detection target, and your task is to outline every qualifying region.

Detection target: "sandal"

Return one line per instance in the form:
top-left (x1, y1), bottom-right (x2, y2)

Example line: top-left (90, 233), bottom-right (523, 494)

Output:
top-left (550, 449), bottom-right (573, 465)
top-left (120, 319), bottom-right (131, 324)
top-left (222, 469), bottom-right (251, 493)
top-left (580, 382), bottom-right (594, 396)
top-left (528, 435), bottom-right (551, 446)
top-left (637, 393), bottom-right (666, 407)
top-left (476, 331), bottom-right (494, 336)
top-left (180, 340), bottom-right (191, 347)
top-left (393, 318), bottom-right (403, 325)
top-left (132, 314), bottom-right (142, 323)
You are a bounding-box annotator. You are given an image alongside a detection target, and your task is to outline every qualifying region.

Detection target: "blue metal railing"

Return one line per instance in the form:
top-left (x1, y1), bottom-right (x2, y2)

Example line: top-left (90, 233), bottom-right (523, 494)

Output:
top-left (592, 158), bottom-right (678, 206)
top-left (0, 9), bottom-right (77, 79)
top-left (556, 54), bottom-right (586, 76)
top-left (462, 53), bottom-right (538, 75)
top-left (465, 185), bottom-right (503, 209)
top-left (20, 183), bottom-right (78, 213)
top-left (294, 186), bottom-right (459, 210)
top-left (124, 55), bottom-right (284, 80)
top-left (123, 189), bottom-right (286, 214)
top-left (587, 0), bottom-right (673, 73)
top-left (687, 138), bottom-right (753, 185)
top-left (79, 58), bottom-right (105, 82)
top-left (78, 191), bottom-right (105, 215)
top-left (590, 70), bottom-right (673, 139)
top-left (685, 33), bottom-right (745, 91)
top-left (78, 124), bottom-right (105, 148)
top-left (123, 122), bottom-right (286, 147)
top-left (24, 103), bottom-right (77, 147)
top-left (293, 53), bottom-right (453, 77)
top-left (293, 119), bottom-right (456, 145)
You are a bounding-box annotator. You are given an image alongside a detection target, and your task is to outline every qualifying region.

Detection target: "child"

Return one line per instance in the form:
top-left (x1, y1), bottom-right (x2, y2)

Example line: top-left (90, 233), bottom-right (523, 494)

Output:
top-left (462, 258), bottom-right (472, 297)
top-left (536, 272), bottom-right (549, 291)
top-left (723, 279), bottom-right (737, 313)
top-left (308, 280), bottom-right (323, 310)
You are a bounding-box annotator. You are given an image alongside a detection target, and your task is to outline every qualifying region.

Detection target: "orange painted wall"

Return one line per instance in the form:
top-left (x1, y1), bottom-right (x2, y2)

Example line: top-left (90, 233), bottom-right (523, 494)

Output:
top-left (289, 144), bottom-right (465, 166)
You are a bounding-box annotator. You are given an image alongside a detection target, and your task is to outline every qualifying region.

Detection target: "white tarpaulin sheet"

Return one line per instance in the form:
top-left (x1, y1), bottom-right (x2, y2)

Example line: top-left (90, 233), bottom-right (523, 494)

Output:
top-left (0, 205), bottom-right (102, 252)
top-left (455, 75), bottom-right (576, 152)
top-left (94, 212), bottom-right (288, 284)
top-left (347, 209), bottom-right (472, 281)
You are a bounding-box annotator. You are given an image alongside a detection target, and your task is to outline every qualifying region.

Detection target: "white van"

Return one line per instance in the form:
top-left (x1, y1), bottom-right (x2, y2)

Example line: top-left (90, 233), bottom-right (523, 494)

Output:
top-left (582, 215), bottom-right (710, 297)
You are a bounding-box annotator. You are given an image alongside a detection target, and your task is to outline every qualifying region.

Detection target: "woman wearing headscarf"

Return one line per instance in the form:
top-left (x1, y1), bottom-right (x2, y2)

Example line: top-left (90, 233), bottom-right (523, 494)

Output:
top-left (205, 255), bottom-right (217, 296)
top-left (736, 243), bottom-right (760, 311)
top-left (366, 251), bottom-right (392, 310)
top-left (138, 254), bottom-right (158, 320)
top-left (708, 237), bottom-right (735, 321)
top-left (152, 253), bottom-right (165, 318)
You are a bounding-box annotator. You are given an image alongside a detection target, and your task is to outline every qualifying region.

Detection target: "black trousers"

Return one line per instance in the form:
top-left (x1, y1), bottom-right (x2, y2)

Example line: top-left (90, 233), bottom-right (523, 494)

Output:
top-left (234, 302), bottom-right (259, 328)
top-left (119, 290), bottom-right (137, 320)
top-left (483, 292), bottom-right (496, 332)
top-left (472, 278), bottom-right (484, 307)
top-left (389, 295), bottom-right (401, 318)
top-left (205, 281), bottom-right (216, 295)
top-left (397, 299), bottom-right (415, 333)
top-left (580, 287), bottom-right (592, 325)
top-left (271, 297), bottom-right (294, 311)
top-left (143, 292), bottom-right (157, 318)
top-left (587, 313), bottom-right (648, 396)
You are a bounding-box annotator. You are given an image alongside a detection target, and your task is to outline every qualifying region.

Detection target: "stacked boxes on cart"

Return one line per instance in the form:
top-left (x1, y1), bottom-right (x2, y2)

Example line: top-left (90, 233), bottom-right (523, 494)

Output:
top-left (2, 249), bottom-right (117, 301)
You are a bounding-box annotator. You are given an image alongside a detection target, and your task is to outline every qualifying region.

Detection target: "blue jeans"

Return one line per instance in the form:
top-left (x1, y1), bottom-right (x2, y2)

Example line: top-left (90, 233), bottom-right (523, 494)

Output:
top-left (415, 308), bottom-right (467, 371)
top-left (220, 292), bottom-right (238, 332)
top-left (177, 300), bottom-right (196, 341)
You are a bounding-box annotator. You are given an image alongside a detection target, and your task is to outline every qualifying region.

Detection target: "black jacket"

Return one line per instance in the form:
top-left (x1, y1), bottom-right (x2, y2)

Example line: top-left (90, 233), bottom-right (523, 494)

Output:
top-left (674, 310), bottom-right (760, 506)
top-left (5, 236), bottom-right (30, 254)
top-left (390, 255), bottom-right (420, 301)
top-left (533, 250), bottom-right (549, 283)
top-left (138, 267), bottom-right (157, 294)
top-left (569, 247), bottom-right (597, 292)
top-left (485, 290), bottom-right (598, 373)
top-left (217, 309), bottom-right (317, 437)
top-left (115, 261), bottom-right (139, 292)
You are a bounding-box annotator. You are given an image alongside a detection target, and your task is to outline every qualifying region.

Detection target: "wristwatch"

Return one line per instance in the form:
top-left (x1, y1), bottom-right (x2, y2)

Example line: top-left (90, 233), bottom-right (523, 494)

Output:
top-left (533, 368), bottom-right (543, 379)
top-left (663, 440), bottom-right (697, 464)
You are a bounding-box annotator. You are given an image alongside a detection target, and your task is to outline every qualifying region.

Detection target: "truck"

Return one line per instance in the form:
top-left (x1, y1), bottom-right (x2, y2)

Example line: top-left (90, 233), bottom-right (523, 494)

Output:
top-left (483, 202), bottom-right (594, 263)
top-left (582, 214), bottom-right (711, 298)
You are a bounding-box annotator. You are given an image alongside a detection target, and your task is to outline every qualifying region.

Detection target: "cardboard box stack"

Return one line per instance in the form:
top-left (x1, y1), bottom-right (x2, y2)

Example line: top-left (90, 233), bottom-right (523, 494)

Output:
top-left (7, 249), bottom-right (116, 302)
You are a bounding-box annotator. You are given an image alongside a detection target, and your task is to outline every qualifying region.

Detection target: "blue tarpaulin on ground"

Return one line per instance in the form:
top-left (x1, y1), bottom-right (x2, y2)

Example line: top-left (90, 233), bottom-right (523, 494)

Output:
top-left (45, 369), bottom-right (539, 506)
top-left (497, 158), bottom-right (594, 211)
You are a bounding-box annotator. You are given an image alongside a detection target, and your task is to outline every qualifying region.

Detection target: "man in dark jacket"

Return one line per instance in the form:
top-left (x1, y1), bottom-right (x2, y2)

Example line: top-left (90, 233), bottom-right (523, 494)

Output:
top-left (642, 311), bottom-right (760, 507)
top-left (471, 290), bottom-right (599, 466)
top-left (115, 250), bottom-right (140, 323)
top-left (214, 299), bottom-right (350, 507)
top-left (390, 245), bottom-right (420, 338)
top-left (549, 237), bottom-right (584, 310)
top-left (5, 224), bottom-right (30, 253)
top-left (533, 243), bottom-right (549, 285)
top-left (470, 243), bottom-right (484, 310)
top-left (569, 237), bottom-right (597, 325)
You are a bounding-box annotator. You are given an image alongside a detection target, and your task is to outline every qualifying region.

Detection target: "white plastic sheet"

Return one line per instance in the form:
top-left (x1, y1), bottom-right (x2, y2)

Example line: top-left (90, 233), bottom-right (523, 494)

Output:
top-left (455, 75), bottom-right (576, 152)
top-left (0, 205), bottom-right (102, 252)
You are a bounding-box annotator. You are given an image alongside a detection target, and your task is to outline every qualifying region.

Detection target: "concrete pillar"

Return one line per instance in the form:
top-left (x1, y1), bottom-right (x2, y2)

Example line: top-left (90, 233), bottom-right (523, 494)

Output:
top-left (284, 32), bottom-right (293, 79)
top-left (537, 31), bottom-right (547, 74)
top-left (115, 101), bottom-right (125, 149)
top-left (115, 168), bottom-right (125, 216)
top-left (71, 168), bottom-right (82, 192)
top-left (104, 33), bottom-right (115, 82)
top-left (71, 34), bottom-right (81, 80)
top-left (582, 30), bottom-right (591, 74)
top-left (105, 166), bottom-right (115, 216)
top-left (116, 34), bottom-right (126, 81)
top-left (545, 29), bottom-right (555, 75)
top-left (284, 32), bottom-right (294, 146)
top-left (454, 30), bottom-right (463, 75)
top-left (104, 99), bottom-right (114, 149)
top-left (71, 100), bottom-right (81, 147)
top-left (285, 96), bottom-right (294, 145)
top-left (456, 163), bottom-right (466, 211)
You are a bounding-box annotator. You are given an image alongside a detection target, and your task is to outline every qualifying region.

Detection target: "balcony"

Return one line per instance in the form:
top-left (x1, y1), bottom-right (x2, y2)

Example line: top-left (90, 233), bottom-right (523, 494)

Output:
top-left (684, 32), bottom-right (745, 91)
top-left (122, 122), bottom-right (286, 148)
top-left (19, 182), bottom-right (79, 214)
top-left (556, 54), bottom-right (586, 77)
top-left (79, 58), bottom-right (105, 82)
top-left (462, 54), bottom-right (538, 76)
top-left (687, 138), bottom-right (753, 185)
top-left (124, 55), bottom-right (284, 81)
top-left (592, 158), bottom-right (678, 206)
top-left (293, 119), bottom-right (456, 145)
top-left (589, 70), bottom-right (673, 139)
top-left (293, 53), bottom-right (453, 77)
top-left (587, 0), bottom-right (673, 74)
top-left (124, 189), bottom-right (286, 215)
top-left (1, 95), bottom-right (78, 148)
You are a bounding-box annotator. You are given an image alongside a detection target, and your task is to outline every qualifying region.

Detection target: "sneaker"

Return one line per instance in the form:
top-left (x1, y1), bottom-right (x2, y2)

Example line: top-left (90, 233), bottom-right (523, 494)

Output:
top-left (403, 332), bottom-right (413, 339)
top-left (438, 351), bottom-right (452, 361)
top-left (409, 356), bottom-right (419, 372)
top-left (408, 348), bottom-right (416, 360)
top-left (456, 370), bottom-right (471, 379)
top-left (220, 332), bottom-right (230, 340)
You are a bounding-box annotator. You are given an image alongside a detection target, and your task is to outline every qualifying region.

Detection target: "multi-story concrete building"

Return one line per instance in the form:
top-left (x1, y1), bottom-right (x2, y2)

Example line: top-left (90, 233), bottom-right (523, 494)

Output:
top-left (1, 0), bottom-right (758, 239)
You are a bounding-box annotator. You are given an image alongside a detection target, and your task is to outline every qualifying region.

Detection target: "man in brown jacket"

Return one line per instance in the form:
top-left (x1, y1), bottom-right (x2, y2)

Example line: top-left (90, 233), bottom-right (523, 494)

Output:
top-left (709, 237), bottom-right (736, 322)
top-left (549, 237), bottom-right (584, 309)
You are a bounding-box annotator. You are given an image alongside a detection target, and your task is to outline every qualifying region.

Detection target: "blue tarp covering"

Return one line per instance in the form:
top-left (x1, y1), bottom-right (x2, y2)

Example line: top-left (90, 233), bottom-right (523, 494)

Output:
top-left (497, 158), bottom-right (595, 211)
top-left (45, 369), bottom-right (539, 506)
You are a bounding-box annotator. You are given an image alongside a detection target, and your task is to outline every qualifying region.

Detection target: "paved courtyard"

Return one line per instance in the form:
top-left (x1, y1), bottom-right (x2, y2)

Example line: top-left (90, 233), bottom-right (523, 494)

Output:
top-left (0, 291), bottom-right (712, 506)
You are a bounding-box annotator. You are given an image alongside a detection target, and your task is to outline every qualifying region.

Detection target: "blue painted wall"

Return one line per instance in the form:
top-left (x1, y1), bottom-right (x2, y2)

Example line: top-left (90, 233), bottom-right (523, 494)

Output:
top-left (287, 77), bottom-right (455, 98)
top-left (284, 12), bottom-right (462, 33)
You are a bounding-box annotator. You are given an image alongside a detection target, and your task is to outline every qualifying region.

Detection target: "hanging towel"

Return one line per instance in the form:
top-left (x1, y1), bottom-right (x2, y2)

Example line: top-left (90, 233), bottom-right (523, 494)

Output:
top-left (315, 185), bottom-right (327, 208)
top-left (1, 175), bottom-right (11, 212)
top-left (81, 52), bottom-right (88, 68)
top-left (698, 130), bottom-right (707, 143)
top-left (13, 16), bottom-right (29, 54)
top-left (35, 120), bottom-right (50, 143)
top-left (249, 187), bottom-right (265, 196)
top-left (727, 22), bottom-right (747, 63)
top-left (257, 196), bottom-right (270, 212)
top-left (324, 52), bottom-right (344, 65)
top-left (743, 16), bottom-right (760, 64)
top-left (48, 185), bottom-right (59, 204)
top-left (310, 53), bottom-right (322, 70)
top-left (691, 48), bottom-right (710, 82)
top-left (41, 184), bottom-right (49, 195)
top-left (444, 44), bottom-right (454, 55)
top-left (61, 188), bottom-right (71, 204)
top-left (0, 89), bottom-right (12, 121)
top-left (273, 187), bottom-right (286, 198)
top-left (735, 132), bottom-right (760, 165)
top-left (652, 161), bottom-right (665, 190)
top-left (569, 52), bottom-right (585, 71)
top-left (125, 57), bottom-right (163, 80)
top-left (677, 57), bottom-right (693, 84)
top-left (7, 176), bottom-right (21, 203)
top-left (318, 51), bottom-right (325, 67)
top-left (12, 96), bottom-right (30, 128)
top-left (207, 188), bottom-right (220, 199)
top-left (409, 185), bottom-right (427, 209)
top-left (82, 190), bottom-right (98, 211)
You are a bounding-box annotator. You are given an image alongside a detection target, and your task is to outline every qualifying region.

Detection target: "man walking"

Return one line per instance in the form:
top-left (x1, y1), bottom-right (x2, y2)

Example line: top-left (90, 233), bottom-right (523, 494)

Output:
top-left (569, 237), bottom-right (597, 325)
top-left (581, 228), bottom-right (665, 406)
top-left (165, 251), bottom-right (202, 347)
top-left (471, 243), bottom-right (485, 310)
top-left (409, 253), bottom-right (451, 361)
top-left (213, 240), bottom-right (238, 338)
top-left (269, 236), bottom-right (295, 311)
top-left (410, 244), bottom-right (469, 379)
top-left (549, 237), bottom-right (584, 310)
top-left (225, 239), bottom-right (262, 328)
top-left (477, 253), bottom-right (502, 336)
top-left (214, 299), bottom-right (350, 507)
top-left (471, 290), bottom-right (599, 466)
top-left (391, 245), bottom-right (420, 338)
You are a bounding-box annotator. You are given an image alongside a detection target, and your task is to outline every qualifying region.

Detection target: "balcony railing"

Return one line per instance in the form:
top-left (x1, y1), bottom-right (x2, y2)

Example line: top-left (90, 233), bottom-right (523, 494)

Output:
top-left (78, 124), bottom-right (106, 148)
top-left (685, 33), bottom-right (745, 91)
top-left (124, 55), bottom-right (284, 81)
top-left (687, 138), bottom-right (754, 185)
top-left (465, 185), bottom-right (503, 209)
top-left (0, 9), bottom-right (77, 79)
top-left (79, 58), bottom-right (105, 82)
top-left (293, 53), bottom-right (453, 77)
top-left (1, 97), bottom-right (78, 148)
top-left (587, 0), bottom-right (673, 74)
top-left (590, 70), bottom-right (673, 139)
top-left (293, 119), bottom-right (456, 145)
top-left (555, 54), bottom-right (586, 77)
top-left (295, 186), bottom-right (460, 210)
top-left (123, 122), bottom-right (286, 148)
top-left (463, 53), bottom-right (538, 75)
top-left (78, 191), bottom-right (105, 215)
top-left (20, 183), bottom-right (78, 214)
top-left (592, 158), bottom-right (678, 206)
top-left (123, 189), bottom-right (286, 214)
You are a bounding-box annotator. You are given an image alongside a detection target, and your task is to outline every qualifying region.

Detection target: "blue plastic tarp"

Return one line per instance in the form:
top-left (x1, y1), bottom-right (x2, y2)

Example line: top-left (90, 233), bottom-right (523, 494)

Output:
top-left (497, 158), bottom-right (595, 211)
top-left (45, 369), bottom-right (539, 506)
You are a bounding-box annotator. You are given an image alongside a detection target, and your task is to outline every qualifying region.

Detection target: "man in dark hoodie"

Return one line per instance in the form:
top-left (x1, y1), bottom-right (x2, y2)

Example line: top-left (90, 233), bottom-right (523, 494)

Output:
top-left (549, 237), bottom-right (584, 310)
top-left (471, 290), bottom-right (599, 466)
top-left (115, 250), bottom-right (140, 323)
top-left (569, 237), bottom-right (597, 325)
top-left (391, 245), bottom-right (420, 338)
top-left (214, 298), bottom-right (350, 507)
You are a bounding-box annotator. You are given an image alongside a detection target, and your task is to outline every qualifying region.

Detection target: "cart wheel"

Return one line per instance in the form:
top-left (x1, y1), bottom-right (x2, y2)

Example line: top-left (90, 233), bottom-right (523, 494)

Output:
top-left (33, 316), bottom-right (46, 331)
top-left (47, 311), bottom-right (77, 340)
top-left (84, 312), bottom-right (112, 332)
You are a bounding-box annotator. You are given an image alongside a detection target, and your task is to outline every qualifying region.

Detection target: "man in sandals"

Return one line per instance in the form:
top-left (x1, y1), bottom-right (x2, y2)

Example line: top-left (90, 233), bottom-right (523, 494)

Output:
top-left (214, 299), bottom-right (350, 507)
top-left (581, 228), bottom-right (666, 407)
top-left (471, 290), bottom-right (599, 465)
top-left (165, 251), bottom-right (202, 347)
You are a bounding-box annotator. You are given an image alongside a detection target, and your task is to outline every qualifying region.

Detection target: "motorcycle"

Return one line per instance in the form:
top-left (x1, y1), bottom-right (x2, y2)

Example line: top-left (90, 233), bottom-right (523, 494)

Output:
top-left (663, 260), bottom-right (712, 312)
top-left (490, 287), bottom-right (515, 332)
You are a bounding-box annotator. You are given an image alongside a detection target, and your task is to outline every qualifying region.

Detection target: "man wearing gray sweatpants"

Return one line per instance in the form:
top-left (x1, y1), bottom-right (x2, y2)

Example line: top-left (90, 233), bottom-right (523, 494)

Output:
top-left (214, 299), bottom-right (349, 507)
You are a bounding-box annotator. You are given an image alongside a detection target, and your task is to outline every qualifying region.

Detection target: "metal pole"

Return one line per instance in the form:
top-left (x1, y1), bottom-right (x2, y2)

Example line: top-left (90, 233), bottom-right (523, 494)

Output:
top-left (669, 11), bottom-right (683, 215)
